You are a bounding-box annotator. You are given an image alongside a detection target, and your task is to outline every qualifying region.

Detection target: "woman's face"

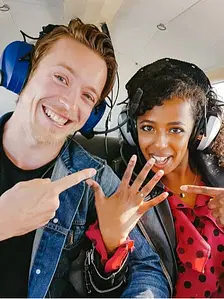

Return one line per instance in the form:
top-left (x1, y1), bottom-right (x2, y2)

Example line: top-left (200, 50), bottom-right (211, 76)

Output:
top-left (137, 97), bottom-right (195, 175)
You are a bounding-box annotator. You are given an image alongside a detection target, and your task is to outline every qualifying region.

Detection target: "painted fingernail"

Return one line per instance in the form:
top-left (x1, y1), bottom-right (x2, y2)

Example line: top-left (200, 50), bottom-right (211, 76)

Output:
top-left (180, 185), bottom-right (187, 191)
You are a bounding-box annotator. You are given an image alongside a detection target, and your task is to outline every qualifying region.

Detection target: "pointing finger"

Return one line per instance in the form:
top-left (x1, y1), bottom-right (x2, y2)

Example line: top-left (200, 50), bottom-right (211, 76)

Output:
top-left (208, 198), bottom-right (218, 210)
top-left (180, 185), bottom-right (222, 197)
top-left (52, 168), bottom-right (96, 194)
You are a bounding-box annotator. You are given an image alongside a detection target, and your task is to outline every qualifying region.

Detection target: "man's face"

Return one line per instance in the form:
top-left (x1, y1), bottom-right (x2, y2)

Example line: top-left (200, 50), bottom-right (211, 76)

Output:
top-left (19, 37), bottom-right (107, 144)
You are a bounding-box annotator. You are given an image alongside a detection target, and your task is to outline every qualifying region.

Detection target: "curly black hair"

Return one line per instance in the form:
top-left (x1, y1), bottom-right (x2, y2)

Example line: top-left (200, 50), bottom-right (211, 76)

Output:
top-left (126, 58), bottom-right (224, 166)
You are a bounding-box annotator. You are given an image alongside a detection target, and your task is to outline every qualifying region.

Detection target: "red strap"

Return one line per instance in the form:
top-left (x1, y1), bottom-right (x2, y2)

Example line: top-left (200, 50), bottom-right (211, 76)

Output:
top-left (86, 221), bottom-right (134, 273)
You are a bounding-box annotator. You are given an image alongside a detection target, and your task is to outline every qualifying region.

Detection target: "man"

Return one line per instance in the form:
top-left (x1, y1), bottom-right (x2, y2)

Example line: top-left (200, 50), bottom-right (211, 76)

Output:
top-left (0, 19), bottom-right (170, 297)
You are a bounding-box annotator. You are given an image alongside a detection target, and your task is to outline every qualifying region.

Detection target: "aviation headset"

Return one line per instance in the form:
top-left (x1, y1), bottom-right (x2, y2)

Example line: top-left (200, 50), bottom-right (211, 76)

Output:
top-left (0, 24), bottom-right (108, 138)
top-left (118, 58), bottom-right (223, 151)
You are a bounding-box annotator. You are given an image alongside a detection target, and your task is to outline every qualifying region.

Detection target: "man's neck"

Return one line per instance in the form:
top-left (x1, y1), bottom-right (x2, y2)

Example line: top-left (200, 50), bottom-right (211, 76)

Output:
top-left (2, 114), bottom-right (64, 170)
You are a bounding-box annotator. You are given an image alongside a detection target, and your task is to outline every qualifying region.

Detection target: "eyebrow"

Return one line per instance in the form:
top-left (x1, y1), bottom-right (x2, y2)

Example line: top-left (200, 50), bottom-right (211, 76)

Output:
top-left (139, 120), bottom-right (186, 126)
top-left (57, 63), bottom-right (100, 99)
top-left (57, 63), bottom-right (76, 76)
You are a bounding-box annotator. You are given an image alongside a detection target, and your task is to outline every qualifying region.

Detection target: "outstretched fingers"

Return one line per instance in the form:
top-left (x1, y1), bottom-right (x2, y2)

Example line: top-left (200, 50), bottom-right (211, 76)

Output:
top-left (119, 155), bottom-right (137, 189)
top-left (131, 158), bottom-right (155, 192)
top-left (139, 170), bottom-right (165, 199)
top-left (138, 191), bottom-right (169, 214)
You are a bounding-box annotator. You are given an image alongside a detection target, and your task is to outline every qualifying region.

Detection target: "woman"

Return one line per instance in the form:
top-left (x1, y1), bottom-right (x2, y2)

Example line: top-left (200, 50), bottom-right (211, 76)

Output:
top-left (114, 58), bottom-right (224, 297)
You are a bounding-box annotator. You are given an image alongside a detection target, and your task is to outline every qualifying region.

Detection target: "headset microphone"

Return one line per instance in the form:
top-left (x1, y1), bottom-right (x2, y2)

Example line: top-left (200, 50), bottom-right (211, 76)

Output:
top-left (129, 88), bottom-right (143, 117)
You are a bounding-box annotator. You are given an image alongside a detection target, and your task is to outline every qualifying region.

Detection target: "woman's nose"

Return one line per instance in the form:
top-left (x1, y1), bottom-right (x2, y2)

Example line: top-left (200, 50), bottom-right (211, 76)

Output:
top-left (154, 133), bottom-right (168, 150)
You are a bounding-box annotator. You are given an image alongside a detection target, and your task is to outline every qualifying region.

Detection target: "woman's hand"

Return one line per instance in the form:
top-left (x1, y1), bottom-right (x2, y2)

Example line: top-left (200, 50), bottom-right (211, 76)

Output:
top-left (86, 155), bottom-right (168, 253)
top-left (180, 184), bottom-right (224, 226)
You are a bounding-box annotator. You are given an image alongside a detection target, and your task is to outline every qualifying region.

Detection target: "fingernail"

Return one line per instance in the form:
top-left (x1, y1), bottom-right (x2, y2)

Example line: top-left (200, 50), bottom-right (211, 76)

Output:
top-left (129, 155), bottom-right (137, 164)
top-left (90, 169), bottom-right (97, 176)
top-left (154, 170), bottom-right (164, 179)
top-left (147, 158), bottom-right (155, 165)
top-left (180, 185), bottom-right (187, 191)
top-left (157, 170), bottom-right (164, 176)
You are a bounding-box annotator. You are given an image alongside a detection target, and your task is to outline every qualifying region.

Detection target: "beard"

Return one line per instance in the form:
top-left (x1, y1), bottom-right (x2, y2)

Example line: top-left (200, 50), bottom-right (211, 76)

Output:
top-left (21, 120), bottom-right (77, 146)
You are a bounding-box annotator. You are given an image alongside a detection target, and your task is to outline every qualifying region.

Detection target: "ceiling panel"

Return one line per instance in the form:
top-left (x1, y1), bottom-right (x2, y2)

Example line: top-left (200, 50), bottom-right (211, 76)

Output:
top-left (63, 0), bottom-right (87, 24)
top-left (136, 0), bottom-right (224, 71)
top-left (3, 0), bottom-right (64, 38)
top-left (0, 0), bottom-right (223, 76)
top-left (63, 0), bottom-right (124, 24)
top-left (0, 2), bottom-right (21, 52)
top-left (110, 0), bottom-right (199, 58)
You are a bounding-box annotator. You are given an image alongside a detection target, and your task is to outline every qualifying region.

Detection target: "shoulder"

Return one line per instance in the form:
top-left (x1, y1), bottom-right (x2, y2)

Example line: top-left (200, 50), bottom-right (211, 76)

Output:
top-left (67, 138), bottom-right (107, 169)
top-left (68, 139), bottom-right (120, 196)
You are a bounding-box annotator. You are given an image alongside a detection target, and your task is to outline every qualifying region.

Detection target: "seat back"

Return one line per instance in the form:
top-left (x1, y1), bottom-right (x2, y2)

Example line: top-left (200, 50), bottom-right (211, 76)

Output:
top-left (74, 134), bottom-right (120, 168)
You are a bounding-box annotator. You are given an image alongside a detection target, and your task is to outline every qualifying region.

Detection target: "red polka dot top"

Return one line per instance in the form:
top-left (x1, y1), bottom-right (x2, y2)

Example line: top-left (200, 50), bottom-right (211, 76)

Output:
top-left (168, 183), bottom-right (224, 298)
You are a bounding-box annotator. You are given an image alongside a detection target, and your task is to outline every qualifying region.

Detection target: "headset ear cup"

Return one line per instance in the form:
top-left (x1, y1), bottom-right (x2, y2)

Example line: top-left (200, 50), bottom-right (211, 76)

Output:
top-left (0, 41), bottom-right (33, 94)
top-left (197, 115), bottom-right (221, 150)
top-left (79, 100), bottom-right (106, 137)
top-left (118, 109), bottom-right (136, 146)
top-left (189, 117), bottom-right (204, 150)
top-left (190, 113), bottom-right (222, 151)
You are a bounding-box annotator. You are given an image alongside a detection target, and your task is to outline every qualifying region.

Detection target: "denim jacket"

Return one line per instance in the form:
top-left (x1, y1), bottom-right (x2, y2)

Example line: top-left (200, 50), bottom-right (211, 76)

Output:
top-left (0, 113), bottom-right (170, 298)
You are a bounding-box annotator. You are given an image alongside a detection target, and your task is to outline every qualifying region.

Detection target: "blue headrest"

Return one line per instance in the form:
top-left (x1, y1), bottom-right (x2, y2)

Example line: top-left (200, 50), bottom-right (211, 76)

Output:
top-left (0, 41), bottom-right (33, 94)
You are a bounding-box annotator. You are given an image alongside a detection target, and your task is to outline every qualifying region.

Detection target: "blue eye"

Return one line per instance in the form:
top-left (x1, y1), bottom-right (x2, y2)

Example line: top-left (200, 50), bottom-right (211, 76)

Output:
top-left (170, 128), bottom-right (184, 134)
top-left (54, 75), bottom-right (67, 85)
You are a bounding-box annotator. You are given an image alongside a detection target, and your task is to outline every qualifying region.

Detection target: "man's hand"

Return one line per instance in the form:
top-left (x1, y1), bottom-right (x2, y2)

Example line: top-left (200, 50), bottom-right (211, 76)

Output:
top-left (180, 184), bottom-right (224, 226)
top-left (86, 155), bottom-right (168, 253)
top-left (0, 168), bottom-right (96, 241)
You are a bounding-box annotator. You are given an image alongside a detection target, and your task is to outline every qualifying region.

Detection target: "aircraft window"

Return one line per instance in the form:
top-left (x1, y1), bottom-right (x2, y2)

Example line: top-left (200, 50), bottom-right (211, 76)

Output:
top-left (213, 82), bottom-right (224, 102)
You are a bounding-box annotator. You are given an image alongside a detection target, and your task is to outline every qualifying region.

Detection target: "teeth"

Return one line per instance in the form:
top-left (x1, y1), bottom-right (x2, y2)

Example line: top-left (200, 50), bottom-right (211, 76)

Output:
top-left (153, 156), bottom-right (168, 162)
top-left (44, 108), bottom-right (68, 125)
top-left (152, 156), bottom-right (170, 164)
